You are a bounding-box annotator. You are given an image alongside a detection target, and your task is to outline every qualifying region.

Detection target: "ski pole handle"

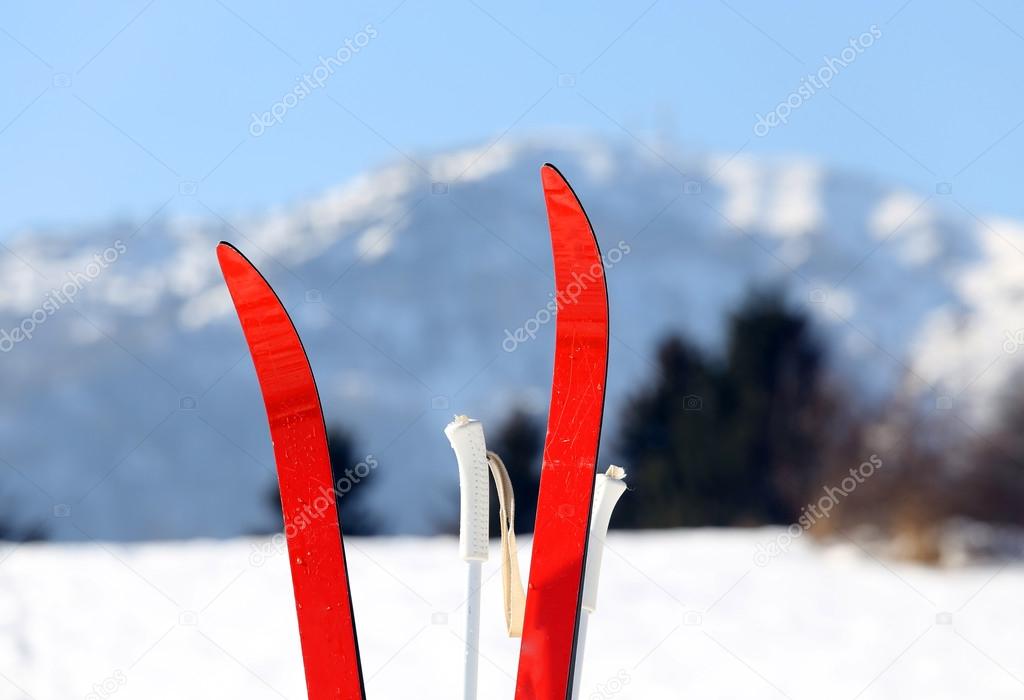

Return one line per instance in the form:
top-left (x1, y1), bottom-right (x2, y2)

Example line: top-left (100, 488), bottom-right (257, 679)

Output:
top-left (582, 465), bottom-right (627, 613)
top-left (444, 415), bottom-right (490, 562)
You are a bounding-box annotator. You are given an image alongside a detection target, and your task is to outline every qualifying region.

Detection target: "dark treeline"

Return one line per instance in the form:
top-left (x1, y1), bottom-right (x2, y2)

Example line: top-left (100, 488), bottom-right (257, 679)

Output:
top-left (613, 291), bottom-right (838, 529)
top-left (7, 288), bottom-right (1018, 560)
top-left (468, 289), bottom-right (849, 535)
top-left (480, 289), bottom-right (1024, 562)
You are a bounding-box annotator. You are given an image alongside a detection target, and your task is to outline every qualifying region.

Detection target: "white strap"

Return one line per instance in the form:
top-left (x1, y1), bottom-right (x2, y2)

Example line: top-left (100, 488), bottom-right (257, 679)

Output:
top-left (486, 451), bottom-right (527, 638)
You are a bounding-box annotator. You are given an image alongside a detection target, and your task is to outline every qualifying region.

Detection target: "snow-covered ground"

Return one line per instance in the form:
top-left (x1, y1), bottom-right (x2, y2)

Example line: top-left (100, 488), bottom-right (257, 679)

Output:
top-left (0, 529), bottom-right (1019, 699)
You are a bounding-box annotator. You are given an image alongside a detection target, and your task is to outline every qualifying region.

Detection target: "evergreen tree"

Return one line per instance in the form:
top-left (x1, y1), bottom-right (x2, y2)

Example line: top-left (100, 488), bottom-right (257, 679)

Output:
top-left (614, 336), bottom-right (726, 527)
top-left (0, 488), bottom-right (47, 542)
top-left (961, 379), bottom-right (1024, 527)
top-left (264, 424), bottom-right (380, 536)
top-left (720, 291), bottom-right (828, 523)
top-left (488, 408), bottom-right (544, 534)
top-left (325, 426), bottom-right (380, 536)
top-left (615, 290), bottom-right (834, 528)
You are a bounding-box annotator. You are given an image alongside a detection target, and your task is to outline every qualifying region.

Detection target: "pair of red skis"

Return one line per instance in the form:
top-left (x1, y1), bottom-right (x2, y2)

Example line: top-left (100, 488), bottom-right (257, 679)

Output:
top-left (218, 164), bottom-right (609, 699)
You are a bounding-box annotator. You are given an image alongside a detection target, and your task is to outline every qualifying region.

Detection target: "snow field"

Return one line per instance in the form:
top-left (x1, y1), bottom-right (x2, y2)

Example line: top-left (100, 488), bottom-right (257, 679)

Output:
top-left (0, 529), bottom-right (1019, 698)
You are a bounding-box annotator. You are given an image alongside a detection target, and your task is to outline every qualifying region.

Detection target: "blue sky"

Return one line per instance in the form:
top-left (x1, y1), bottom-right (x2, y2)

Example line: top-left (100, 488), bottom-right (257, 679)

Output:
top-left (3, 0), bottom-right (1024, 235)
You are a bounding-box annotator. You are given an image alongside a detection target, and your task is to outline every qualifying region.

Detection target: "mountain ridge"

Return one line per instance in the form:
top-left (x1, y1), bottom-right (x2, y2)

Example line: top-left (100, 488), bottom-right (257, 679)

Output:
top-left (1, 135), bottom-right (1022, 540)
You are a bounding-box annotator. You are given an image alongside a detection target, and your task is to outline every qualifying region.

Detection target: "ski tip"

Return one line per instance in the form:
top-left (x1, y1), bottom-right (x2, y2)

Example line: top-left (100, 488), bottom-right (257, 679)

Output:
top-left (216, 241), bottom-right (256, 273)
top-left (540, 162), bottom-right (567, 191)
top-left (539, 163), bottom-right (601, 250)
top-left (216, 240), bottom-right (243, 258)
top-left (215, 243), bottom-right (266, 296)
top-left (216, 240), bottom-right (237, 260)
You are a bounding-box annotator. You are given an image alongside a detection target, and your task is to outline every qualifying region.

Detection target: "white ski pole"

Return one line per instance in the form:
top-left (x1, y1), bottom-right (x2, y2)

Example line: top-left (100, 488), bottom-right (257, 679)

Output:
top-left (571, 465), bottom-right (627, 700)
top-left (444, 416), bottom-right (491, 700)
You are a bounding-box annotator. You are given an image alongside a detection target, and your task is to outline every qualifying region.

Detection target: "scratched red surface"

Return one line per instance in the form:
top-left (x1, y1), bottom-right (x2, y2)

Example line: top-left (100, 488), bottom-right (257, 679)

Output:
top-left (516, 165), bottom-right (610, 700)
top-left (218, 243), bottom-right (365, 700)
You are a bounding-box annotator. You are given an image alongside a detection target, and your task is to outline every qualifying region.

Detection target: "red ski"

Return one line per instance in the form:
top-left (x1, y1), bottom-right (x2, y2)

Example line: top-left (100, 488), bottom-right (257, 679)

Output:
top-left (217, 242), bottom-right (365, 700)
top-left (516, 165), bottom-right (610, 700)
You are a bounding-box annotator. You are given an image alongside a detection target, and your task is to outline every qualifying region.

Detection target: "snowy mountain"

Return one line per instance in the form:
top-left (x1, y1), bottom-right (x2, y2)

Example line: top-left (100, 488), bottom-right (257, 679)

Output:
top-left (2, 135), bottom-right (1023, 540)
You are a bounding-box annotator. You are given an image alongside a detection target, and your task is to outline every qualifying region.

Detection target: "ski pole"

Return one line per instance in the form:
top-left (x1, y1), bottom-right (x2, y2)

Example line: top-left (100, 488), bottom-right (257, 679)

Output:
top-left (444, 416), bottom-right (491, 700)
top-left (571, 465), bottom-right (627, 700)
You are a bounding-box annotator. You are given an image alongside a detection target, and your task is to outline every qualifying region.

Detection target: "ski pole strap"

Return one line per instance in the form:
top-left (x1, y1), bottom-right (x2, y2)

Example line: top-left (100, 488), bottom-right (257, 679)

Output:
top-left (486, 450), bottom-right (527, 638)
